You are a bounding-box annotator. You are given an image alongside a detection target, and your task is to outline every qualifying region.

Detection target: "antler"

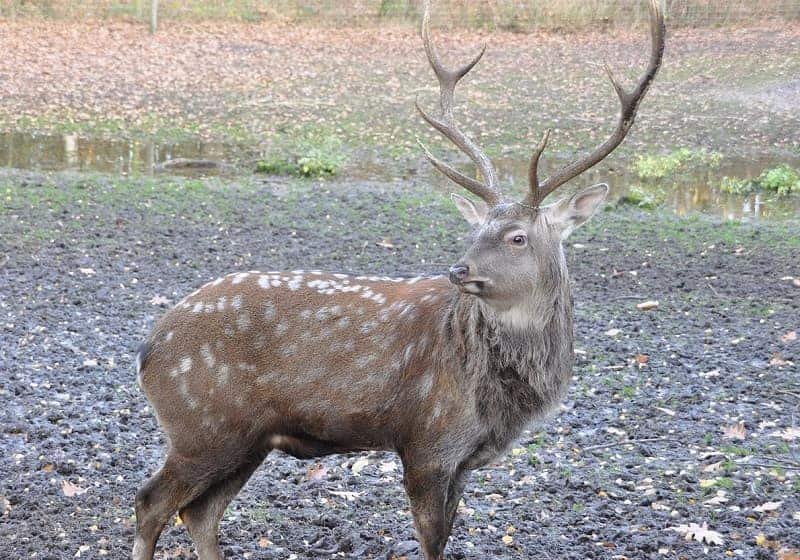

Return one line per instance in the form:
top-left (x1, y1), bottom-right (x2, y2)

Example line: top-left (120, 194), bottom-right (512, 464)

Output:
top-left (525, 0), bottom-right (666, 208)
top-left (416, 0), bottom-right (502, 206)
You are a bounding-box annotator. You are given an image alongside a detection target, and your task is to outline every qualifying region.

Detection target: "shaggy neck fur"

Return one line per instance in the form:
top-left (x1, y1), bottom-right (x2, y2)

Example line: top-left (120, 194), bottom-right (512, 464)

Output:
top-left (439, 271), bottom-right (575, 446)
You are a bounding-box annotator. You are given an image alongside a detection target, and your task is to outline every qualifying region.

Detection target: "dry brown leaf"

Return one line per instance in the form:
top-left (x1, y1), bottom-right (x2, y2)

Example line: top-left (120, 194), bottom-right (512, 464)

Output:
top-left (779, 548), bottom-right (800, 560)
top-left (306, 463), bottom-right (328, 481)
top-left (635, 354), bottom-right (649, 367)
top-left (780, 330), bottom-right (797, 343)
top-left (722, 421), bottom-right (746, 440)
top-left (258, 537), bottom-right (272, 548)
top-left (769, 353), bottom-right (792, 366)
top-left (61, 480), bottom-right (88, 497)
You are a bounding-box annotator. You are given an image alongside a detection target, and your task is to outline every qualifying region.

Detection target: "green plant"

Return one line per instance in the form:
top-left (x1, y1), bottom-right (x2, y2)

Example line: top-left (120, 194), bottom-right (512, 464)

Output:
top-left (633, 148), bottom-right (722, 180)
top-left (719, 164), bottom-right (800, 196)
top-left (617, 185), bottom-right (665, 209)
top-left (719, 176), bottom-right (752, 194)
top-left (256, 132), bottom-right (346, 178)
top-left (757, 164), bottom-right (800, 195)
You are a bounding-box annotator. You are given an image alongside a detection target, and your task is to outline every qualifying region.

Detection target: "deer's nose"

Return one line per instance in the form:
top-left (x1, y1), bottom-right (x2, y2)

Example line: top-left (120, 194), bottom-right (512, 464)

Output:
top-left (449, 264), bottom-right (470, 284)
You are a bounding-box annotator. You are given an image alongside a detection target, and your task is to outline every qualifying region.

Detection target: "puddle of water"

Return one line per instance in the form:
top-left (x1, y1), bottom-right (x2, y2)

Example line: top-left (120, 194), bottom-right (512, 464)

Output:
top-left (0, 131), bottom-right (237, 176)
top-left (2, 131), bottom-right (799, 221)
top-left (385, 154), bottom-right (800, 222)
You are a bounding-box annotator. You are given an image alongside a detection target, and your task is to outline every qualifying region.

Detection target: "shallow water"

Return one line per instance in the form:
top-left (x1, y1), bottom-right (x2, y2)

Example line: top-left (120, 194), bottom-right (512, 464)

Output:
top-left (0, 131), bottom-right (236, 176)
top-left (1, 131), bottom-right (799, 221)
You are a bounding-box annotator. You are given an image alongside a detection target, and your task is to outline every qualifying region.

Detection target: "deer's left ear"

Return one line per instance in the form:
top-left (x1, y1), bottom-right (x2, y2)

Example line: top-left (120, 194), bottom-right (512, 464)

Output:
top-left (547, 183), bottom-right (609, 239)
top-left (451, 193), bottom-right (489, 226)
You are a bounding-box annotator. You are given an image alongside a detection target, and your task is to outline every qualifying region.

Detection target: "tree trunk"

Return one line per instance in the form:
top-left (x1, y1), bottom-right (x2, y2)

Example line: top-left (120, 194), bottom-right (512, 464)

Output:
top-left (150, 0), bottom-right (159, 34)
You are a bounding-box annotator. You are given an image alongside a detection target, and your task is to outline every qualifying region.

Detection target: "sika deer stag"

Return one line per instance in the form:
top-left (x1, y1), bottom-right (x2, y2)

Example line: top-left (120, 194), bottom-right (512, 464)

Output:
top-left (133, 2), bottom-right (665, 558)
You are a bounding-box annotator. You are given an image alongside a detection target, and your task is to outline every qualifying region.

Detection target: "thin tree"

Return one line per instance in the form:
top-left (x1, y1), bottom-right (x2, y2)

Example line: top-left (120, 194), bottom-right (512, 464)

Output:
top-left (150, 0), bottom-right (158, 34)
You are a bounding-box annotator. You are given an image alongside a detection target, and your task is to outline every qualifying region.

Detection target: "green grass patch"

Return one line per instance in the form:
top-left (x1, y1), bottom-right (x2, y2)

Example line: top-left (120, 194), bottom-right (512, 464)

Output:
top-left (632, 148), bottom-right (722, 180)
top-left (256, 132), bottom-right (347, 178)
top-left (720, 164), bottom-right (800, 196)
top-left (617, 185), bottom-right (665, 209)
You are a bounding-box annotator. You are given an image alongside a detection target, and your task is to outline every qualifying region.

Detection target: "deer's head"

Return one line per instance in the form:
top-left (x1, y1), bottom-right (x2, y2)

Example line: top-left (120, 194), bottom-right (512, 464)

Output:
top-left (417, 0), bottom-right (665, 323)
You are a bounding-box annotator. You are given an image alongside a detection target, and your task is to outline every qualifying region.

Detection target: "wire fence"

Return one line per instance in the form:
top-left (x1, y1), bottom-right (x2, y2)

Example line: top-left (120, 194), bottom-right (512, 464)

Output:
top-left (2, 0), bottom-right (800, 29)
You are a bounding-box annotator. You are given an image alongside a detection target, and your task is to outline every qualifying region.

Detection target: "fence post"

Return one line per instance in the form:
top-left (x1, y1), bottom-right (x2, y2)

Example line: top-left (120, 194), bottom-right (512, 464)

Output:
top-left (150, 0), bottom-right (159, 34)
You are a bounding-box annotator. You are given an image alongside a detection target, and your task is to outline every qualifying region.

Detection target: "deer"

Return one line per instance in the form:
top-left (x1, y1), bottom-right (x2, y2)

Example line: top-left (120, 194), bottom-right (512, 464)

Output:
top-left (132, 1), bottom-right (665, 558)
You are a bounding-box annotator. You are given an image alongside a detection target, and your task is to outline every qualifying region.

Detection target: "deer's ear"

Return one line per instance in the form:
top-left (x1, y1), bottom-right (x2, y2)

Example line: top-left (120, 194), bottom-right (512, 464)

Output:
top-left (451, 193), bottom-right (488, 226)
top-left (547, 183), bottom-right (609, 239)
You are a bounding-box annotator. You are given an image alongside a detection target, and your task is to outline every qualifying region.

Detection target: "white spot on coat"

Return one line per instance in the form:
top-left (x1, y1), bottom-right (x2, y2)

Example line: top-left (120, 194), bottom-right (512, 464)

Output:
top-left (180, 356), bottom-right (192, 373)
top-left (200, 344), bottom-right (215, 369)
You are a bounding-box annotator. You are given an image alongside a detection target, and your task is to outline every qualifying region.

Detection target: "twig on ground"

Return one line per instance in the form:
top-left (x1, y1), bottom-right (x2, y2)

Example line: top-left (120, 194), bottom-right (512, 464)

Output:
top-left (706, 282), bottom-right (720, 297)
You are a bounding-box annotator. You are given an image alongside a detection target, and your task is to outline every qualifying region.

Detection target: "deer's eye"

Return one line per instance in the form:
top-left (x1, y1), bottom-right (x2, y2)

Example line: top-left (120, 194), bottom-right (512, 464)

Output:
top-left (508, 233), bottom-right (528, 247)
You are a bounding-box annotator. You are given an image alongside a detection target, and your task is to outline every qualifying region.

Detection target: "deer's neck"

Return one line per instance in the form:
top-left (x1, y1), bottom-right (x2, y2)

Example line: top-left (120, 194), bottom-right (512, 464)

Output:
top-left (441, 278), bottom-right (574, 429)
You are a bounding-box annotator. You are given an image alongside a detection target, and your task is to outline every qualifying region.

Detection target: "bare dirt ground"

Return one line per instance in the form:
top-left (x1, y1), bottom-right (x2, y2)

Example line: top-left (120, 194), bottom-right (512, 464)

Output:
top-left (1, 169), bottom-right (799, 559)
top-left (0, 20), bottom-right (799, 170)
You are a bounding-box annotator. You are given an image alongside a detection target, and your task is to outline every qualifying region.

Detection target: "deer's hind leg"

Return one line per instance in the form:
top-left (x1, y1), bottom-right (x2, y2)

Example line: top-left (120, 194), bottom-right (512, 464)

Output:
top-left (133, 454), bottom-right (212, 560)
top-left (179, 445), bottom-right (272, 560)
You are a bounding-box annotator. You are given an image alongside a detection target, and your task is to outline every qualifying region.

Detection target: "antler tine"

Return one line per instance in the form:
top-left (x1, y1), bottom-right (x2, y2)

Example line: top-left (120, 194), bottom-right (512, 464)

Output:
top-left (416, 0), bottom-right (501, 206)
top-left (525, 0), bottom-right (666, 208)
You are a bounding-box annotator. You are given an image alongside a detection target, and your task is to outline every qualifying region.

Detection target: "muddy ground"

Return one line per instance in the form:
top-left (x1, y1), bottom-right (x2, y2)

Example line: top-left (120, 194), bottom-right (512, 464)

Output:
top-left (1, 168), bottom-right (798, 559)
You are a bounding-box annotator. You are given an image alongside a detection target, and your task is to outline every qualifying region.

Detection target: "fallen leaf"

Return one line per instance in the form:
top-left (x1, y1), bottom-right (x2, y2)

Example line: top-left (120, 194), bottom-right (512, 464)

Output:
top-left (501, 535), bottom-right (514, 545)
top-left (780, 330), bottom-right (797, 343)
top-left (771, 427), bottom-right (800, 441)
top-left (778, 549), bottom-right (800, 560)
top-left (305, 463), bottom-right (328, 481)
top-left (753, 501), bottom-right (782, 513)
top-left (376, 239), bottom-right (395, 249)
top-left (329, 490), bottom-right (361, 501)
top-left (636, 300), bottom-right (659, 310)
top-left (82, 359), bottom-right (98, 368)
top-left (605, 328), bottom-right (621, 337)
top-left (150, 295), bottom-right (171, 306)
top-left (61, 480), bottom-right (88, 497)
top-left (258, 537), bottom-right (272, 548)
top-left (635, 354), bottom-right (649, 367)
top-left (0, 496), bottom-right (10, 516)
top-left (703, 492), bottom-right (728, 505)
top-left (722, 421), bottom-right (746, 441)
top-left (669, 522), bottom-right (723, 545)
top-left (351, 457), bottom-right (370, 476)
top-left (769, 353), bottom-right (792, 366)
